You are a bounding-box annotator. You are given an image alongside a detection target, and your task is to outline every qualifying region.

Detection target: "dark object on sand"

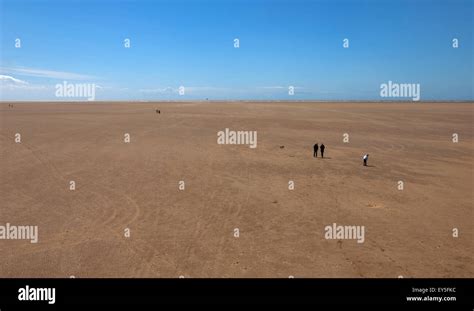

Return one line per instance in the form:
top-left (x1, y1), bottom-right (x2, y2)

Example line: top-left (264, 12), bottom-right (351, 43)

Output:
top-left (280, 145), bottom-right (285, 149)
top-left (320, 144), bottom-right (325, 158)
top-left (156, 109), bottom-right (160, 114)
top-left (313, 143), bottom-right (318, 157)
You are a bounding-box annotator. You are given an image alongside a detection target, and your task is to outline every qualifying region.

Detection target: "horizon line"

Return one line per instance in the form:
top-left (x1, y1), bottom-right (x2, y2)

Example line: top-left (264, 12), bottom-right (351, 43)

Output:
top-left (1, 100), bottom-right (473, 104)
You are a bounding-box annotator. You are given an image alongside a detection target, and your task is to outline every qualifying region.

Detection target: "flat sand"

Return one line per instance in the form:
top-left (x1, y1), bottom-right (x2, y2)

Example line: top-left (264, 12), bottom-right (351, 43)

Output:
top-left (0, 102), bottom-right (472, 277)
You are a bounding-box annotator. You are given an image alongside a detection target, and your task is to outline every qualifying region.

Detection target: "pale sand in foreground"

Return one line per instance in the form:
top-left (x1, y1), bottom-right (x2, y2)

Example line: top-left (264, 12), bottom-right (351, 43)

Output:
top-left (0, 102), bottom-right (472, 277)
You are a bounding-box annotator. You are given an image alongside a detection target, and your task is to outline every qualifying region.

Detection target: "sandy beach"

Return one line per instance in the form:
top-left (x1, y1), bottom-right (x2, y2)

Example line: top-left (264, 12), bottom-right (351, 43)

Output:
top-left (0, 102), bottom-right (472, 277)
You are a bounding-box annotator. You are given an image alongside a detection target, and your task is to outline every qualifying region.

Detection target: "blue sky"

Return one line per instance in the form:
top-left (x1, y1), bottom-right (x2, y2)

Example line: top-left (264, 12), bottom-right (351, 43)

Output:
top-left (0, 0), bottom-right (472, 101)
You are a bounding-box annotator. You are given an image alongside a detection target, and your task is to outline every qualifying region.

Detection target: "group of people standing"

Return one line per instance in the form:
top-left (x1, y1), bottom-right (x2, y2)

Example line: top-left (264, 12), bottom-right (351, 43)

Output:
top-left (313, 143), bottom-right (325, 158)
top-left (313, 143), bottom-right (370, 166)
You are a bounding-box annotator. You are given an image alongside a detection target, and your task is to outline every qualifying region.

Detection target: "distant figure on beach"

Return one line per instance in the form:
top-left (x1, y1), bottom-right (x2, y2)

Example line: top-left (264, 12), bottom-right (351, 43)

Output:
top-left (320, 144), bottom-right (325, 158)
top-left (156, 109), bottom-right (160, 114)
top-left (363, 154), bottom-right (369, 166)
top-left (313, 143), bottom-right (318, 157)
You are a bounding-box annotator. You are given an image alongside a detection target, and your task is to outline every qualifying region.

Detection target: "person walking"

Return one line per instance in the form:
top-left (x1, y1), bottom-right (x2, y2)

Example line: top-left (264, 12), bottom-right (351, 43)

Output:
top-left (313, 143), bottom-right (318, 158)
top-left (363, 154), bottom-right (369, 166)
top-left (320, 144), bottom-right (325, 158)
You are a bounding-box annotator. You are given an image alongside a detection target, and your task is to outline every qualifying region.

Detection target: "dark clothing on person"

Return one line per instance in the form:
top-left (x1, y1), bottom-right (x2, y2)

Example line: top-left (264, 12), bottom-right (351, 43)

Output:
top-left (320, 144), bottom-right (325, 158)
top-left (313, 144), bottom-right (318, 158)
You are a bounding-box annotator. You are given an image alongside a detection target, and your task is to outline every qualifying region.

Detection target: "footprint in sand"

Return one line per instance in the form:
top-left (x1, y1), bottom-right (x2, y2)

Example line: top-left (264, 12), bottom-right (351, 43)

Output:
top-left (367, 202), bottom-right (384, 209)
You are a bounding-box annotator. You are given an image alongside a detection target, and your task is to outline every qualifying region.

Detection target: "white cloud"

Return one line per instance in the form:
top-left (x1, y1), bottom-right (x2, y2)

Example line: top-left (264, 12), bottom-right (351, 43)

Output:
top-left (0, 75), bottom-right (49, 92)
top-left (0, 67), bottom-right (97, 81)
top-left (258, 86), bottom-right (286, 89)
top-left (139, 87), bottom-right (177, 94)
top-left (139, 86), bottom-right (231, 94)
top-left (257, 86), bottom-right (304, 89)
top-left (185, 86), bottom-right (224, 92)
top-left (0, 75), bottom-right (28, 85)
